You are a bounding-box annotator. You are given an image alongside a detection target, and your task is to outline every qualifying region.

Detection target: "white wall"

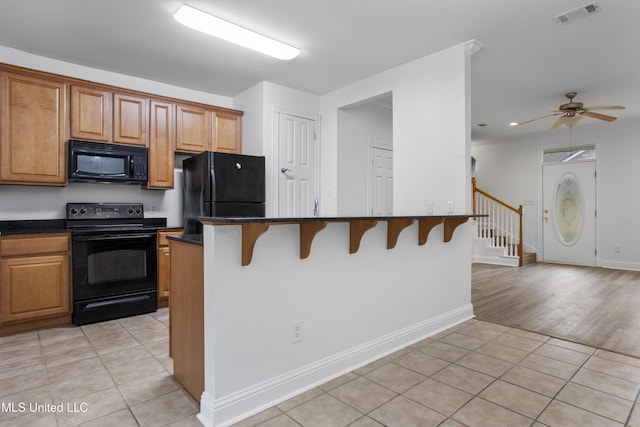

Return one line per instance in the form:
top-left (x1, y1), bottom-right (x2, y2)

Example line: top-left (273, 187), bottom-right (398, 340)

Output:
top-left (0, 47), bottom-right (235, 226)
top-left (320, 43), bottom-right (471, 216)
top-left (337, 102), bottom-right (392, 216)
top-left (471, 118), bottom-right (640, 270)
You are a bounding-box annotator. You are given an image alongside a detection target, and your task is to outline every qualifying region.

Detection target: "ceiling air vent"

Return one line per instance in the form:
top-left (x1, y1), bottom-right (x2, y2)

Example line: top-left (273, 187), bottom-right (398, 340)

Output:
top-left (552, 2), bottom-right (601, 25)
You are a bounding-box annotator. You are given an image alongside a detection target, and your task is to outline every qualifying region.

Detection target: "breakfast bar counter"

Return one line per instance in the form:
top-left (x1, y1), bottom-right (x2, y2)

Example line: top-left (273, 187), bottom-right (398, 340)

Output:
top-left (185, 214), bottom-right (481, 426)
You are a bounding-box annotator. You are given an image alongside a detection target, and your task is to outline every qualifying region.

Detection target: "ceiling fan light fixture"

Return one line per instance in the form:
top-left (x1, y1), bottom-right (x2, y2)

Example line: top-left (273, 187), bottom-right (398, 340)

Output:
top-left (174, 4), bottom-right (300, 60)
top-left (561, 115), bottom-right (583, 127)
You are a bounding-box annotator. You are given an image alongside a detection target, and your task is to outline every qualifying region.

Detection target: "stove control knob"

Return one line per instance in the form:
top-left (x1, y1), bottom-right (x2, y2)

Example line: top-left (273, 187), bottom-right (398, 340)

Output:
top-left (135, 207), bottom-right (142, 215)
top-left (79, 207), bottom-right (87, 215)
top-left (127, 207), bottom-right (135, 215)
top-left (69, 207), bottom-right (78, 215)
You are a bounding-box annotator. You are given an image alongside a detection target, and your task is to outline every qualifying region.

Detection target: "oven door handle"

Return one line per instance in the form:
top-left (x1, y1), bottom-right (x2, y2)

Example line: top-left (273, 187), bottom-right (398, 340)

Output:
top-left (73, 233), bottom-right (156, 242)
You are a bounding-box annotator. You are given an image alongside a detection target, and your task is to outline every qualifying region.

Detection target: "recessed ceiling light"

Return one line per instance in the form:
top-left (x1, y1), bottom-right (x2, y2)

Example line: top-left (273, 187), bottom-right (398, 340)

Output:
top-left (174, 4), bottom-right (300, 60)
top-left (509, 122), bottom-right (519, 126)
top-left (475, 123), bottom-right (487, 127)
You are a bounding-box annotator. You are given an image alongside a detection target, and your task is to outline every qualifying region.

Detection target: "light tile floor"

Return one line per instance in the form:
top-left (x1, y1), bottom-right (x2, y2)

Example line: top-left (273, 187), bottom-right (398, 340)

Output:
top-left (2, 312), bottom-right (640, 426)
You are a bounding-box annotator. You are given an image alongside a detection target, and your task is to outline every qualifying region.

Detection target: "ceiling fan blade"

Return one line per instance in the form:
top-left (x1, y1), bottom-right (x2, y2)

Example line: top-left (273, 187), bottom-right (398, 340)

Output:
top-left (580, 111), bottom-right (618, 122)
top-left (516, 113), bottom-right (560, 126)
top-left (549, 117), bottom-right (564, 129)
top-left (583, 105), bottom-right (625, 111)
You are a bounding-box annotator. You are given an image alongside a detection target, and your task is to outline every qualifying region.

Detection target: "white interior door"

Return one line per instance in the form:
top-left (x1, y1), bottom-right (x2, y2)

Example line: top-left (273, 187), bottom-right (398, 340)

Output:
top-left (278, 113), bottom-right (318, 217)
top-left (369, 145), bottom-right (393, 215)
top-left (542, 161), bottom-right (596, 265)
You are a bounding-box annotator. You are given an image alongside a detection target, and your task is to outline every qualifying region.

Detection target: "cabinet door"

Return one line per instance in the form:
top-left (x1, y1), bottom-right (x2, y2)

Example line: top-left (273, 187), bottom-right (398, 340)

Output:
top-left (147, 100), bottom-right (175, 188)
top-left (114, 93), bottom-right (147, 146)
top-left (158, 246), bottom-right (171, 300)
top-left (176, 104), bottom-right (211, 153)
top-left (0, 72), bottom-right (67, 185)
top-left (71, 85), bottom-right (112, 141)
top-left (213, 110), bottom-right (242, 153)
top-left (1, 254), bottom-right (70, 323)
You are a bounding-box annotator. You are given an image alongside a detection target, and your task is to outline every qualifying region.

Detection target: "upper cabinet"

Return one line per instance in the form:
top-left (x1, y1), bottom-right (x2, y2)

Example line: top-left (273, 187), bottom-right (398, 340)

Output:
top-left (71, 85), bottom-right (112, 142)
top-left (0, 71), bottom-right (67, 186)
top-left (175, 103), bottom-right (212, 153)
top-left (175, 104), bottom-right (243, 155)
top-left (113, 93), bottom-right (147, 146)
top-left (147, 99), bottom-right (175, 189)
top-left (0, 64), bottom-right (244, 189)
top-left (71, 86), bottom-right (148, 146)
top-left (213, 110), bottom-right (243, 153)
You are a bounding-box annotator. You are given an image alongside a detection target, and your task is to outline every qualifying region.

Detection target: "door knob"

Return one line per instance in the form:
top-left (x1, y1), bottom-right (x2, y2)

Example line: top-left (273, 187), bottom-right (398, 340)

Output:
top-left (544, 209), bottom-right (549, 213)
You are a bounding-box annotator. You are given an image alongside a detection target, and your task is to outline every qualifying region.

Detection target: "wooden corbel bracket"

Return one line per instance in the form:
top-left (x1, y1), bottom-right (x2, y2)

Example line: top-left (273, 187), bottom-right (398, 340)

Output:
top-left (241, 223), bottom-right (270, 266)
top-left (418, 218), bottom-right (444, 245)
top-left (349, 220), bottom-right (378, 254)
top-left (386, 219), bottom-right (415, 249)
top-left (443, 217), bottom-right (469, 242)
top-left (299, 221), bottom-right (328, 259)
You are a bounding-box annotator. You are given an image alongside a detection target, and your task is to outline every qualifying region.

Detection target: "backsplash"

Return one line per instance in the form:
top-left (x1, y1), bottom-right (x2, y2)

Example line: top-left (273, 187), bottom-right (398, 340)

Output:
top-left (0, 170), bottom-right (184, 227)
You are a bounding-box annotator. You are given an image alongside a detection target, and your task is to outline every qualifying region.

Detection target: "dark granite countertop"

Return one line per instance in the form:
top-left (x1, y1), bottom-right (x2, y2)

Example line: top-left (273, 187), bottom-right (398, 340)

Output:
top-left (199, 214), bottom-right (485, 224)
top-left (167, 233), bottom-right (203, 246)
top-left (0, 218), bottom-right (169, 236)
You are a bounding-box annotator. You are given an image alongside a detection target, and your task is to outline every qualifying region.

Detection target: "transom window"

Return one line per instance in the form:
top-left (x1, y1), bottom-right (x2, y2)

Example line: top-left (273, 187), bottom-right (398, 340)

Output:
top-left (543, 145), bottom-right (596, 164)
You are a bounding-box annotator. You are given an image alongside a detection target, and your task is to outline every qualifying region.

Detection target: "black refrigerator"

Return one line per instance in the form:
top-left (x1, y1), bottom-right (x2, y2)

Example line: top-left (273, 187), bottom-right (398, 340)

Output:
top-left (183, 152), bottom-right (266, 234)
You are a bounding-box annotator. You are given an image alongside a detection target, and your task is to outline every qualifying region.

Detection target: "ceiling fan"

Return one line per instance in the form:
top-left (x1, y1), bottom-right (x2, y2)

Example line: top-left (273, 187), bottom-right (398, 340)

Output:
top-left (515, 92), bottom-right (625, 129)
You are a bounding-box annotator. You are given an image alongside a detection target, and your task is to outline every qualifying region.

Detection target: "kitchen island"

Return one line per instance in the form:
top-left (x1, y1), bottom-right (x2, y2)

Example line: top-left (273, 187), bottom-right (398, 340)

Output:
top-left (174, 214), bottom-right (480, 427)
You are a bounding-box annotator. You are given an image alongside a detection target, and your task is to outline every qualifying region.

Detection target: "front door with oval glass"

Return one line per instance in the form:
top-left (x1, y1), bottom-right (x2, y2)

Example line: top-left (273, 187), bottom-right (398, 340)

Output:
top-left (542, 161), bottom-right (596, 265)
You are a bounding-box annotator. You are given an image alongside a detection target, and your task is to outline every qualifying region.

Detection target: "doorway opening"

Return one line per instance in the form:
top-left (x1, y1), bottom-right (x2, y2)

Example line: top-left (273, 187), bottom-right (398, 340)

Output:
top-left (337, 92), bottom-right (393, 216)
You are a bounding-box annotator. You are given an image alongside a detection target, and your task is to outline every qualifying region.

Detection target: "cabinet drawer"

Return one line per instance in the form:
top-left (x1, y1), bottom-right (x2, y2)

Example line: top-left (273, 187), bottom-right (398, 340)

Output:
top-left (158, 230), bottom-right (183, 247)
top-left (0, 233), bottom-right (70, 257)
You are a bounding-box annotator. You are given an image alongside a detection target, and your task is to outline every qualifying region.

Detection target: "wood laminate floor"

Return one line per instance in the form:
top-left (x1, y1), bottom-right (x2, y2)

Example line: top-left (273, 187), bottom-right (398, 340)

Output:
top-left (472, 262), bottom-right (640, 359)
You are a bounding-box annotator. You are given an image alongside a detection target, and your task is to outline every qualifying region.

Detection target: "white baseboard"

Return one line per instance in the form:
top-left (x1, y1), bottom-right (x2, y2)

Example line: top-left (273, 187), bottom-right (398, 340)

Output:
top-left (472, 255), bottom-right (519, 267)
top-left (199, 304), bottom-right (474, 427)
top-left (601, 259), bottom-right (640, 271)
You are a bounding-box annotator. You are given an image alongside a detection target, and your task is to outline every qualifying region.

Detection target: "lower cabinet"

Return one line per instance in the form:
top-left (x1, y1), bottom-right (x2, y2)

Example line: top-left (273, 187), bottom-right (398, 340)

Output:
top-left (0, 233), bottom-right (71, 335)
top-left (157, 229), bottom-right (183, 307)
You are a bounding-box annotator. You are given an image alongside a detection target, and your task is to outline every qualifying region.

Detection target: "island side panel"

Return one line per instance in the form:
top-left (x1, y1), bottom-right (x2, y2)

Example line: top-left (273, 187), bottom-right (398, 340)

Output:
top-left (169, 239), bottom-right (204, 405)
top-left (200, 220), bottom-right (473, 426)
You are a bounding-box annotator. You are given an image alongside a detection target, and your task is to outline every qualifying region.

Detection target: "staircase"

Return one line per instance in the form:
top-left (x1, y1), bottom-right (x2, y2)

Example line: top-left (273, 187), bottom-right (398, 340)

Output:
top-left (472, 178), bottom-right (533, 267)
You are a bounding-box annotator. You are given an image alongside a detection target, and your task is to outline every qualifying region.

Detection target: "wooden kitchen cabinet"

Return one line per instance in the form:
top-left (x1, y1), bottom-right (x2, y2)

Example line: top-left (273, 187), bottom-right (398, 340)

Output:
top-left (0, 233), bottom-right (71, 335)
top-left (157, 229), bottom-right (183, 307)
top-left (113, 92), bottom-right (147, 146)
top-left (147, 99), bottom-right (175, 188)
top-left (71, 85), bottom-right (112, 142)
top-left (213, 109), bottom-right (243, 153)
top-left (0, 71), bottom-right (67, 186)
top-left (72, 85), bottom-right (149, 146)
top-left (175, 103), bottom-right (212, 153)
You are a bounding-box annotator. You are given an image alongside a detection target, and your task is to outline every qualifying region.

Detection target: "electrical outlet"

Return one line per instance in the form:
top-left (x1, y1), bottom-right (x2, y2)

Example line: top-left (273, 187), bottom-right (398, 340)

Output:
top-left (292, 321), bottom-right (304, 343)
top-left (448, 201), bottom-right (454, 213)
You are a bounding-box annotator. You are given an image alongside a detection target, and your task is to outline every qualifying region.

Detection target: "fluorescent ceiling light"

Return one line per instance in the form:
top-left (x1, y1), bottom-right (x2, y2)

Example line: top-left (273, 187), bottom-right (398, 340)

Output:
top-left (174, 4), bottom-right (300, 60)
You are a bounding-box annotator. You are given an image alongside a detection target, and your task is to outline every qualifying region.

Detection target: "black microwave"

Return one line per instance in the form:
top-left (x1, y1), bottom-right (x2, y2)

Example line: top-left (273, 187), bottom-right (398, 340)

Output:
top-left (68, 139), bottom-right (148, 183)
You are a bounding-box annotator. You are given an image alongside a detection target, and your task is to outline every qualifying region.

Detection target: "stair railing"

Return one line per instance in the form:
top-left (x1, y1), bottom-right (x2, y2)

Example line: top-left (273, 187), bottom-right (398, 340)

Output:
top-left (472, 178), bottom-right (524, 266)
